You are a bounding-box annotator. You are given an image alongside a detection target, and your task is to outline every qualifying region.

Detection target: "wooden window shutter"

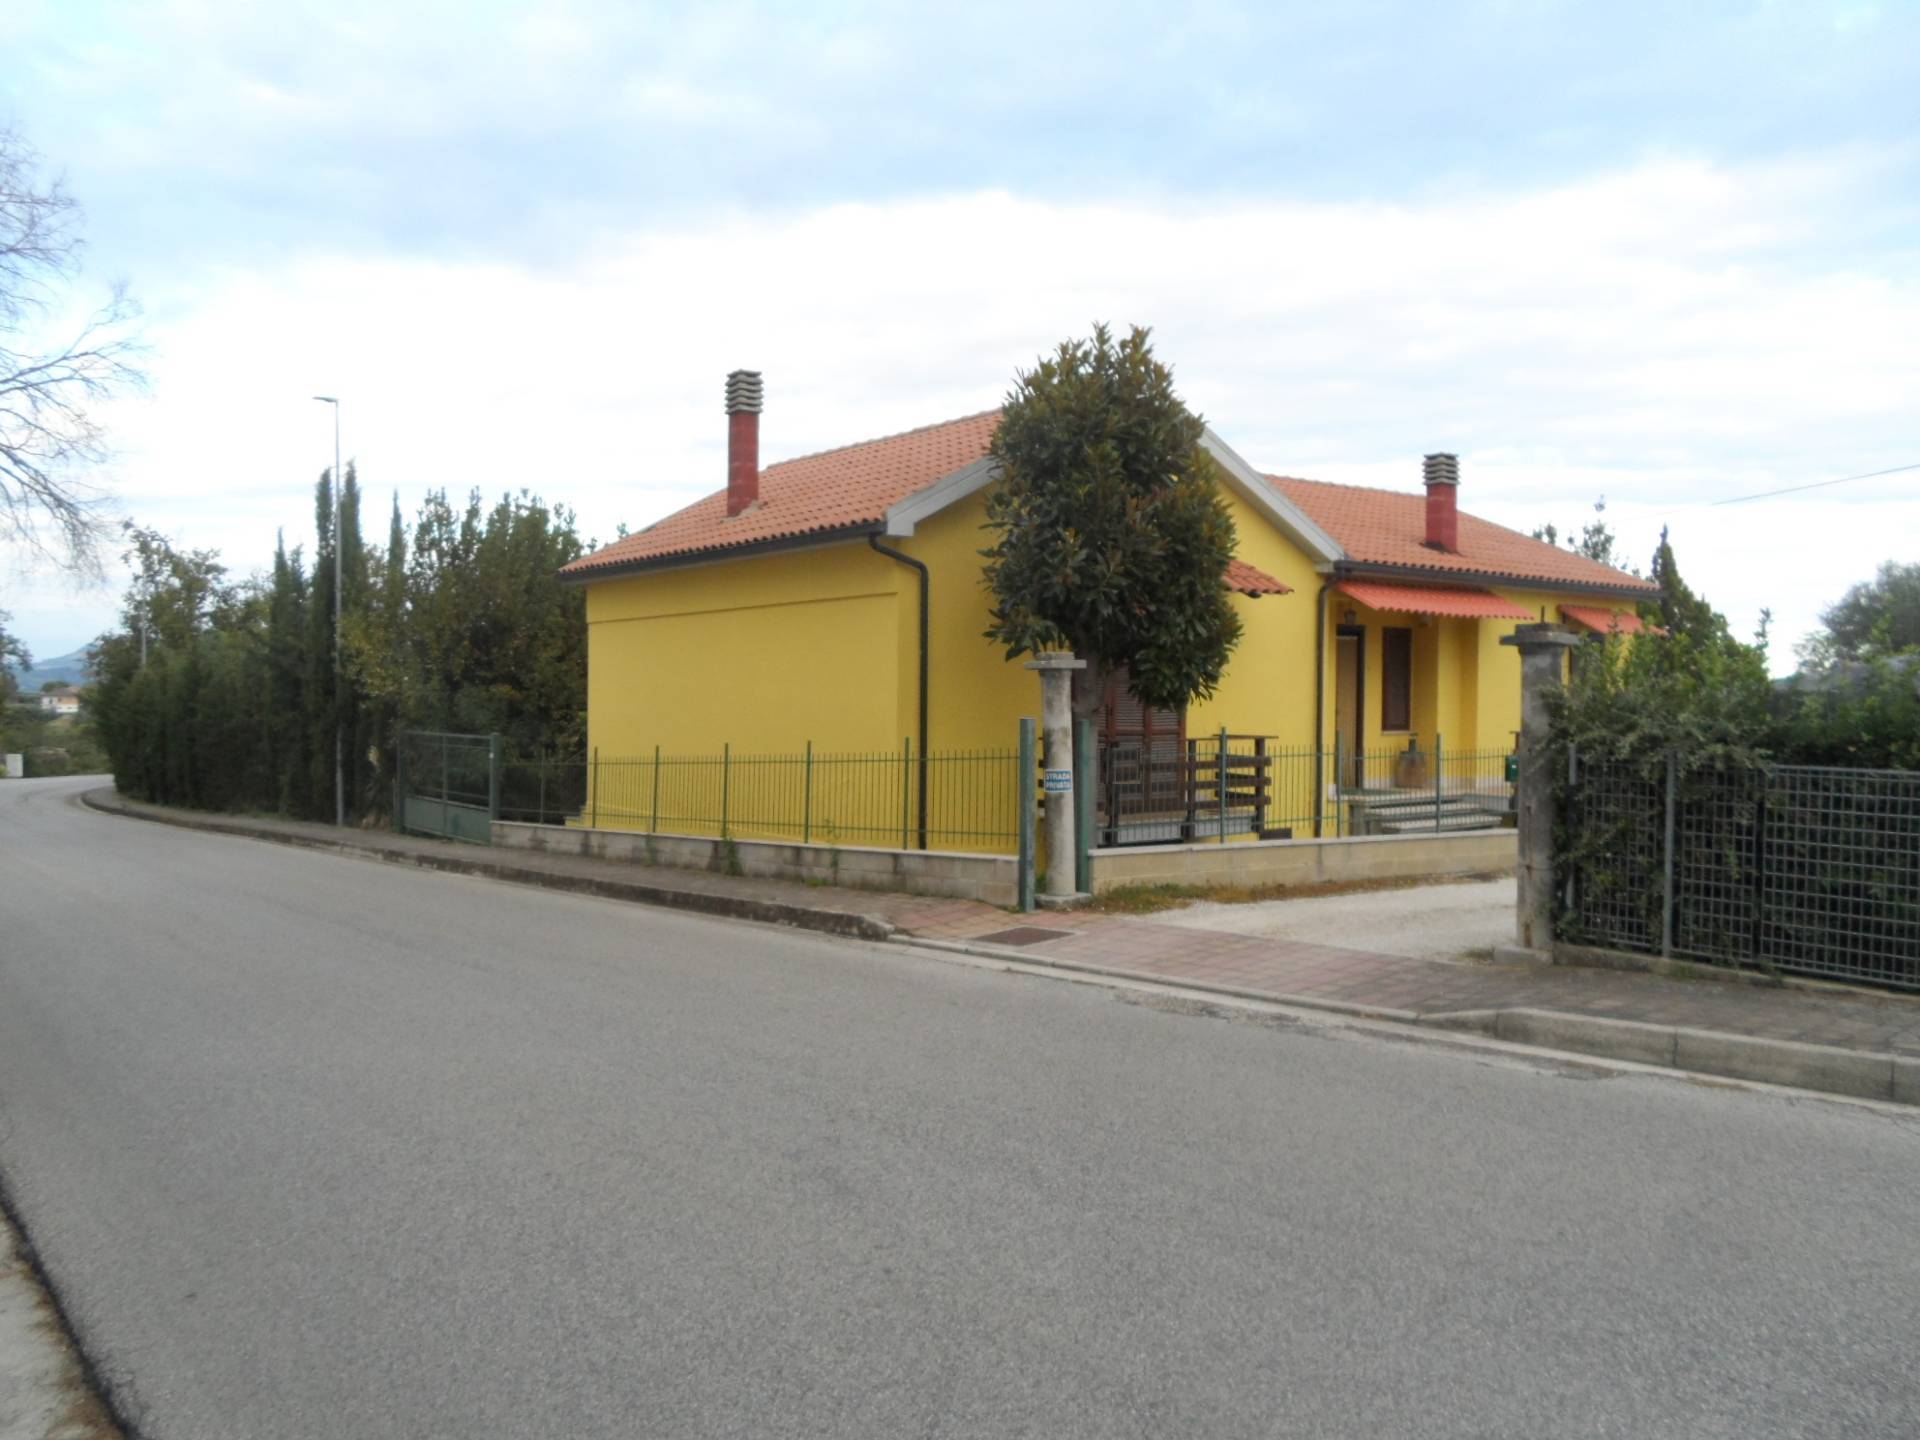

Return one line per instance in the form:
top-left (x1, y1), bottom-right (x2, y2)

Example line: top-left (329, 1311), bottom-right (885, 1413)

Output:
top-left (1101, 666), bottom-right (1185, 748)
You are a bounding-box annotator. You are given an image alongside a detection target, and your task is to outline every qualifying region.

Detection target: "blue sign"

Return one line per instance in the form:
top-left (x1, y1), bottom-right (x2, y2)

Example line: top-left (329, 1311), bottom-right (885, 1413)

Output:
top-left (1042, 768), bottom-right (1072, 794)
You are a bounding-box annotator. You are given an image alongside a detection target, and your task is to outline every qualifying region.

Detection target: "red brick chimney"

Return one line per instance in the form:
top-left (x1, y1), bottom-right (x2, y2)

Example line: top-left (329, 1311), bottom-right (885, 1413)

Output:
top-left (1423, 452), bottom-right (1459, 553)
top-left (725, 370), bottom-right (763, 517)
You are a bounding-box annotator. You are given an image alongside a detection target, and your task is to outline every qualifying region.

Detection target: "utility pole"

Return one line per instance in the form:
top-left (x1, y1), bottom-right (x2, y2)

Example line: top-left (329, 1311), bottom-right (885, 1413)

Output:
top-left (314, 395), bottom-right (345, 827)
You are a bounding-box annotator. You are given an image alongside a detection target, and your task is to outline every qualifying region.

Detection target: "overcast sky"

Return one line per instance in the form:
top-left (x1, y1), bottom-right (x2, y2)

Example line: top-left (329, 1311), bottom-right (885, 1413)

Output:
top-left (4, 0), bottom-right (1916, 672)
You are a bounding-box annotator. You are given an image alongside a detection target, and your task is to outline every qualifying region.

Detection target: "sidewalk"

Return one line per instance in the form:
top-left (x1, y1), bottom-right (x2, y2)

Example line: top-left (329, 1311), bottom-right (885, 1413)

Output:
top-left (0, 1207), bottom-right (118, 1440)
top-left (84, 787), bottom-right (1920, 1104)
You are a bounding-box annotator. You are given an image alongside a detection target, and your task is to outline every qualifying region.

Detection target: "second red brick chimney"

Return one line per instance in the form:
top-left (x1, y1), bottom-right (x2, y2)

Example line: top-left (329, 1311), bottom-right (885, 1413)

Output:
top-left (725, 369), bottom-right (763, 517)
top-left (1423, 452), bottom-right (1459, 553)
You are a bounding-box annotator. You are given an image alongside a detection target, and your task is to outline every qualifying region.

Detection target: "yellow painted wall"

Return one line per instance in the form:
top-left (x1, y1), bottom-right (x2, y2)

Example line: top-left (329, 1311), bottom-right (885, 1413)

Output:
top-left (584, 541), bottom-right (914, 758)
top-left (1314, 583), bottom-right (1631, 763)
top-left (897, 484), bottom-right (1329, 753)
top-left (1184, 487), bottom-right (1326, 747)
top-left (893, 491), bottom-right (1036, 752)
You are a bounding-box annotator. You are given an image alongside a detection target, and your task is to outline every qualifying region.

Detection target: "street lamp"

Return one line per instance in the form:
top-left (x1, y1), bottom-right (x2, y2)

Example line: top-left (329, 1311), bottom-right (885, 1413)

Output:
top-left (313, 395), bottom-right (344, 827)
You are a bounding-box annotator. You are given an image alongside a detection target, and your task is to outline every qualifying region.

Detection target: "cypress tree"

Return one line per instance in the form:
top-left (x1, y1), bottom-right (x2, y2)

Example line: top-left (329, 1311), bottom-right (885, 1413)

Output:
top-left (305, 469), bottom-right (337, 818)
top-left (266, 531), bottom-right (309, 810)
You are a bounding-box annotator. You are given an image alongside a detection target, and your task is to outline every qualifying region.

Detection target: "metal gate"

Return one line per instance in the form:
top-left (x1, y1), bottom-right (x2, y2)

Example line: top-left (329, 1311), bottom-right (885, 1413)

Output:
top-left (396, 731), bottom-right (500, 844)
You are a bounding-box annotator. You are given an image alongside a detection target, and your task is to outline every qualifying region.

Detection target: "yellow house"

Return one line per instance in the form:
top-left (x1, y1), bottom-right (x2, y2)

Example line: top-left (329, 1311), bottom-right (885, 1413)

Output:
top-left (561, 371), bottom-right (1653, 848)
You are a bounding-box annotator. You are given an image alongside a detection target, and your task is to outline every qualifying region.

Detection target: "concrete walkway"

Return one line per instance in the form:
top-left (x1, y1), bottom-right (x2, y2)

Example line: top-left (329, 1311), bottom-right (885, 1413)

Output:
top-left (1158, 875), bottom-right (1516, 961)
top-left (83, 787), bottom-right (1920, 1102)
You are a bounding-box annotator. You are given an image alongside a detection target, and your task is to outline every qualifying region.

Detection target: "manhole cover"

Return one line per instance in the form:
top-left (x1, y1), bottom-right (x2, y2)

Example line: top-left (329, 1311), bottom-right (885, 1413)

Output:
top-left (976, 926), bottom-right (1074, 947)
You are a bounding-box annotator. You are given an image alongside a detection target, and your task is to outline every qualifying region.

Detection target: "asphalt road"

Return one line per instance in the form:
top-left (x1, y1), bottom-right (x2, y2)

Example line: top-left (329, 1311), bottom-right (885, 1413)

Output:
top-left (3, 776), bottom-right (1919, 1439)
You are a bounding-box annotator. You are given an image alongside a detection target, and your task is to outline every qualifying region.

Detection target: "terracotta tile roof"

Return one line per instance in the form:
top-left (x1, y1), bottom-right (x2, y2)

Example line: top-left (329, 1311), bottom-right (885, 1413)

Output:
top-left (1225, 559), bottom-right (1292, 596)
top-left (1336, 580), bottom-right (1534, 620)
top-left (1270, 476), bottom-right (1655, 594)
top-left (564, 399), bottom-right (1654, 600)
top-left (1561, 603), bottom-right (1650, 634)
top-left (562, 411), bottom-right (1002, 575)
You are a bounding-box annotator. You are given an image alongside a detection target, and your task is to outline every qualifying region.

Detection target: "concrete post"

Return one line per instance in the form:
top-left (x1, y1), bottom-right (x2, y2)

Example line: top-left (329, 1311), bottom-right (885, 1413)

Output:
top-left (1025, 651), bottom-right (1087, 906)
top-left (1499, 623), bottom-right (1582, 959)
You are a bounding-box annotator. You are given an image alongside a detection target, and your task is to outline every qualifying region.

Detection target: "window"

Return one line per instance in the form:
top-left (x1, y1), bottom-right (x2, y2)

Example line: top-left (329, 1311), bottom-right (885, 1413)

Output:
top-left (1381, 627), bottom-right (1413, 732)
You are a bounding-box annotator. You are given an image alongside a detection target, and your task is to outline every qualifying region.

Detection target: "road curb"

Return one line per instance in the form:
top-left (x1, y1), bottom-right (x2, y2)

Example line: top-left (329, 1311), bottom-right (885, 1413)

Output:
top-left (899, 938), bottom-right (1915, 1106)
top-left (902, 936), bottom-right (1426, 1025)
top-left (80, 788), bottom-right (899, 944)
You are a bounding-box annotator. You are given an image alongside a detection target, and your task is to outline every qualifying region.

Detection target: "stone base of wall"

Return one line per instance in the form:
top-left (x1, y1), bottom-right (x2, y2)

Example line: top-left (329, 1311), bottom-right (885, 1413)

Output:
top-left (491, 821), bottom-right (1019, 907)
top-left (1088, 830), bottom-right (1516, 893)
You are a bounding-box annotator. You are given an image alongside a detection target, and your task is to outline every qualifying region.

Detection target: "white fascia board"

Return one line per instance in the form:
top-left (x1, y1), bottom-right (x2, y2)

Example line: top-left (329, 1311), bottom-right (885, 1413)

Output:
top-left (1200, 428), bottom-right (1345, 566)
top-left (879, 431), bottom-right (1346, 567)
top-left (882, 456), bottom-right (999, 537)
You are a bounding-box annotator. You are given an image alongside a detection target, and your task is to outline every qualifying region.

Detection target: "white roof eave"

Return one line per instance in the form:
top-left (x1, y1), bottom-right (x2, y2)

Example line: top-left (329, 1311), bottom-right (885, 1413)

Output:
top-left (880, 427), bottom-right (1348, 571)
top-left (1198, 428), bottom-right (1344, 566)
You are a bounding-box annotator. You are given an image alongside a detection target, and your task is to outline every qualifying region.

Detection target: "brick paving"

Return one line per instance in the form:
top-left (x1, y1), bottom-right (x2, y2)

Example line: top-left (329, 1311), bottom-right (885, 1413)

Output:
top-left (913, 905), bottom-right (1920, 1058)
top-left (93, 790), bottom-right (1920, 1062)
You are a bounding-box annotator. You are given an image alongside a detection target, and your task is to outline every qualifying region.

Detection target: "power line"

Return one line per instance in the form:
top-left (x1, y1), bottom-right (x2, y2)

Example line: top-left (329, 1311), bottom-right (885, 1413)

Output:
top-left (1651, 461), bottom-right (1920, 518)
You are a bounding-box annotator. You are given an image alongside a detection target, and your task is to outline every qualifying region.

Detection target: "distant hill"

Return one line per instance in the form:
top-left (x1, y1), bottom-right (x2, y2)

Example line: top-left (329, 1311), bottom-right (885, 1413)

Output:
top-left (7, 647), bottom-right (92, 692)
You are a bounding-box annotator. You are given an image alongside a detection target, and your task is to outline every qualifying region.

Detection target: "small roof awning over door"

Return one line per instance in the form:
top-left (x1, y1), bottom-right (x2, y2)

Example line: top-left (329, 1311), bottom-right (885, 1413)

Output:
top-left (1561, 604), bottom-right (1649, 635)
top-left (1335, 579), bottom-right (1533, 620)
top-left (1225, 558), bottom-right (1292, 596)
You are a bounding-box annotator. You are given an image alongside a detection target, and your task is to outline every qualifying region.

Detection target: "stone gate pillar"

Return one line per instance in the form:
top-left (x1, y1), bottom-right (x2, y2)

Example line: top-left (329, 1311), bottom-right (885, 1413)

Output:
top-left (1499, 623), bottom-right (1582, 958)
top-left (1025, 651), bottom-right (1087, 906)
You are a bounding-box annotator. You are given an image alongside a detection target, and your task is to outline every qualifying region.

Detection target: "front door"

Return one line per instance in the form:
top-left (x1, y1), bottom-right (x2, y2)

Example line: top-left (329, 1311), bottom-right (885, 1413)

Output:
top-left (1099, 665), bottom-right (1187, 843)
top-left (1334, 630), bottom-right (1363, 788)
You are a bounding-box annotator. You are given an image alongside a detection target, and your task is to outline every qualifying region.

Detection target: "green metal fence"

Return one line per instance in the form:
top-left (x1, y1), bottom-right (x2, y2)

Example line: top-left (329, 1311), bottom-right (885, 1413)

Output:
top-left (398, 724), bottom-right (1511, 901)
top-left (500, 740), bottom-right (1029, 855)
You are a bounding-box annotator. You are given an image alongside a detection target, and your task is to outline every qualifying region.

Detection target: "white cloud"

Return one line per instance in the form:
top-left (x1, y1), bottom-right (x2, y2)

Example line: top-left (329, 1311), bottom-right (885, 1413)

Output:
top-left (6, 153), bottom-right (1916, 671)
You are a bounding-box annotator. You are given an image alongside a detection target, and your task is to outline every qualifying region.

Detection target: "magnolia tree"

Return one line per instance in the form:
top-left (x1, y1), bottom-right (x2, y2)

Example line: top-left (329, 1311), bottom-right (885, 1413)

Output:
top-left (981, 325), bottom-right (1242, 756)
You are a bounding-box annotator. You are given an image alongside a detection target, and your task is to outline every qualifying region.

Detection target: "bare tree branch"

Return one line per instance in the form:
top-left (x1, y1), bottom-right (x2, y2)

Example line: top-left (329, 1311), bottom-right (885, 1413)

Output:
top-left (0, 128), bottom-right (145, 575)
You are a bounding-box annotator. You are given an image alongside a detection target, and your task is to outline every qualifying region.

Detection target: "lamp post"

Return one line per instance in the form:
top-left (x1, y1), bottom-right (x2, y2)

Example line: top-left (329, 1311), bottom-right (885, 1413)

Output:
top-left (313, 395), bottom-right (344, 827)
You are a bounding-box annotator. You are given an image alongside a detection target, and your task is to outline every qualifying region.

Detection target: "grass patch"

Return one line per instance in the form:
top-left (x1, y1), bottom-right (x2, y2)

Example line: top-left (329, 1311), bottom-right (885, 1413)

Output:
top-left (1088, 869), bottom-right (1511, 915)
top-left (1087, 883), bottom-right (1215, 914)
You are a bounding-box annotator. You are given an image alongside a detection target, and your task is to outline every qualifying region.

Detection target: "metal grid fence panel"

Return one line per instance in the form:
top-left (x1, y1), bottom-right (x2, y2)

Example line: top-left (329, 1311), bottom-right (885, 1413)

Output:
top-left (1567, 756), bottom-right (1920, 990)
top-left (1566, 758), bottom-right (1664, 954)
top-left (1759, 766), bottom-right (1920, 988)
top-left (1671, 767), bottom-right (1763, 965)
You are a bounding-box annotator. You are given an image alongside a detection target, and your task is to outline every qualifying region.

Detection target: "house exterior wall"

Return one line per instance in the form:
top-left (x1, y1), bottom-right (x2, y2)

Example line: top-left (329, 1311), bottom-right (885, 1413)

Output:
top-left (1326, 584), bottom-right (1604, 758)
top-left (896, 486), bottom-right (1331, 755)
top-left (1184, 486), bottom-right (1326, 747)
top-left (894, 490), bottom-right (1035, 752)
top-left (583, 540), bottom-right (915, 759)
top-left (578, 480), bottom-right (1635, 822)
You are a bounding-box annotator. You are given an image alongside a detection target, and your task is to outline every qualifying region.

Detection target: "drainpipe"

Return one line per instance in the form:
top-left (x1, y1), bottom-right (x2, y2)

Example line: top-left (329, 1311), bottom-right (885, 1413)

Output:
top-left (1312, 574), bottom-right (1332, 838)
top-left (868, 533), bottom-right (929, 849)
